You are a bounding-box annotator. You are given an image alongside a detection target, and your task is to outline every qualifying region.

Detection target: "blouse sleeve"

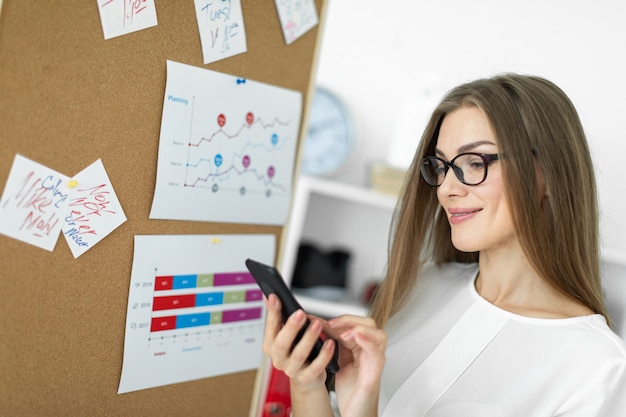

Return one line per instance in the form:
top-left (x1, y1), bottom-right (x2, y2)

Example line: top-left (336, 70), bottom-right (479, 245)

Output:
top-left (556, 358), bottom-right (626, 416)
top-left (597, 366), bottom-right (626, 417)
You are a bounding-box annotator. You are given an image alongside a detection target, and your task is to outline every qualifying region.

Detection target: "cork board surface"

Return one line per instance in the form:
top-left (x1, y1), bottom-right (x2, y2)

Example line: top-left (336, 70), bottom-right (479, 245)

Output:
top-left (0, 1), bottom-right (324, 415)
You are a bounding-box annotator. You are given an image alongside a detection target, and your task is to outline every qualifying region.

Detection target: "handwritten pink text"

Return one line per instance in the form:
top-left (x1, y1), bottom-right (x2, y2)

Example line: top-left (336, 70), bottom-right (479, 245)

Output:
top-left (1, 171), bottom-right (67, 238)
top-left (64, 184), bottom-right (116, 248)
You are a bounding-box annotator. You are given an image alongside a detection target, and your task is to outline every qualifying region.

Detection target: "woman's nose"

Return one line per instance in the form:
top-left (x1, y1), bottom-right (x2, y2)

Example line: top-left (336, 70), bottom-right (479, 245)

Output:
top-left (437, 166), bottom-right (467, 196)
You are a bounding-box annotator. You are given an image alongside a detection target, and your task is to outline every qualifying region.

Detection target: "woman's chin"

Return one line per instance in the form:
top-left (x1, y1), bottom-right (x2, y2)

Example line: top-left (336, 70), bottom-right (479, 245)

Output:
top-left (450, 237), bottom-right (481, 254)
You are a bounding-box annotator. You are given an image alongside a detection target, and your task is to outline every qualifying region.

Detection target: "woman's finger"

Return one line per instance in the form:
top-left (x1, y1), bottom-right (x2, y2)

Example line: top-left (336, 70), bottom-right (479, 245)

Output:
top-left (270, 308), bottom-right (307, 362)
top-left (261, 294), bottom-right (284, 355)
top-left (326, 314), bottom-right (377, 334)
top-left (324, 315), bottom-right (380, 350)
top-left (284, 318), bottom-right (334, 379)
top-left (340, 323), bottom-right (386, 347)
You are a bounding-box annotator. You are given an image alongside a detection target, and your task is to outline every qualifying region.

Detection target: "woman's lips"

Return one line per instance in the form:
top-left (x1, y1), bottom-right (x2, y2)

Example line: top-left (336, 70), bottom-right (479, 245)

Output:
top-left (448, 208), bottom-right (482, 225)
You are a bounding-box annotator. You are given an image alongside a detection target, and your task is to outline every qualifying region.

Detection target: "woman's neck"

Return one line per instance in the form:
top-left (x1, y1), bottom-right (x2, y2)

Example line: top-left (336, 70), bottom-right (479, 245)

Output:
top-left (476, 250), bottom-right (594, 319)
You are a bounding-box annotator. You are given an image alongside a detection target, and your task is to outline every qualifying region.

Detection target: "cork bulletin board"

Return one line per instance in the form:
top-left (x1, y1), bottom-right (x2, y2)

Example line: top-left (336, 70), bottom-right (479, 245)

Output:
top-left (0, 1), bottom-right (326, 415)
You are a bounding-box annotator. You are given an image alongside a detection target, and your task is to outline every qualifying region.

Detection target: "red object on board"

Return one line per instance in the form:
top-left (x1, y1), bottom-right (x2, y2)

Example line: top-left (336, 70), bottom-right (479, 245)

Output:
top-left (262, 366), bottom-right (291, 417)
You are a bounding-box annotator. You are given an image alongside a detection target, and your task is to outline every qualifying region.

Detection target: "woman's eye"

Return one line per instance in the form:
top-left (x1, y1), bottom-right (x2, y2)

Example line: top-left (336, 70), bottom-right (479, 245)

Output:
top-left (468, 159), bottom-right (485, 170)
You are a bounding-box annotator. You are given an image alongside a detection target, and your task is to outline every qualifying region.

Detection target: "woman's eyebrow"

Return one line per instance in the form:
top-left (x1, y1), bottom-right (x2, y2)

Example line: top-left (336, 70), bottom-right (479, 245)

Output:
top-left (435, 140), bottom-right (497, 157)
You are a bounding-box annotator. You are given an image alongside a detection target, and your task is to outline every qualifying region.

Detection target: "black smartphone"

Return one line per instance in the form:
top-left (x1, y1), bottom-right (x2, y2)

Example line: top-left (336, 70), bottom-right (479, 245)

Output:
top-left (245, 258), bottom-right (339, 373)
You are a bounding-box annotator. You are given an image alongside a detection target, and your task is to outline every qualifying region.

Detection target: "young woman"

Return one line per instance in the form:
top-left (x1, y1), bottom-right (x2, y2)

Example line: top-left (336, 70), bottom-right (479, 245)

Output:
top-left (262, 74), bottom-right (626, 416)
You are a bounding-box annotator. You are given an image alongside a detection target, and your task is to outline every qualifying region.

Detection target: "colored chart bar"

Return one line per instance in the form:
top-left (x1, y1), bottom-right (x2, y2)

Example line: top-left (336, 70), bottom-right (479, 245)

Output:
top-left (211, 311), bottom-right (223, 324)
top-left (153, 294), bottom-right (196, 311)
top-left (214, 272), bottom-right (255, 286)
top-left (173, 275), bottom-right (197, 289)
top-left (154, 272), bottom-right (255, 291)
top-left (223, 307), bottom-right (262, 323)
top-left (176, 312), bottom-right (211, 329)
top-left (224, 290), bottom-right (246, 304)
top-left (150, 307), bottom-right (262, 332)
top-left (151, 315), bottom-right (177, 332)
top-left (151, 270), bottom-right (263, 333)
top-left (197, 274), bottom-right (214, 287)
top-left (196, 292), bottom-right (224, 306)
top-left (155, 275), bottom-right (173, 290)
top-left (246, 289), bottom-right (263, 302)
top-left (153, 290), bottom-right (262, 311)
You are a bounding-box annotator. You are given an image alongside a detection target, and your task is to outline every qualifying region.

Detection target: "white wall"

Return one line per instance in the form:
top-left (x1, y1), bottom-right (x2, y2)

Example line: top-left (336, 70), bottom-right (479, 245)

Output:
top-left (314, 0), bottom-right (626, 262)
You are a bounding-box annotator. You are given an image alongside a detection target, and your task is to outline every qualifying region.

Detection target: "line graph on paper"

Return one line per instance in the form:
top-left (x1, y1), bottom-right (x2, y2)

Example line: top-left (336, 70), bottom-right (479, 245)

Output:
top-left (149, 61), bottom-right (302, 225)
top-left (184, 105), bottom-right (291, 195)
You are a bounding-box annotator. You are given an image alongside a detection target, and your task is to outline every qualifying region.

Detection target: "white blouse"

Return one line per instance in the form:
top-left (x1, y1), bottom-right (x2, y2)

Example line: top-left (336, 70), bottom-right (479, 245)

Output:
top-left (379, 262), bottom-right (626, 416)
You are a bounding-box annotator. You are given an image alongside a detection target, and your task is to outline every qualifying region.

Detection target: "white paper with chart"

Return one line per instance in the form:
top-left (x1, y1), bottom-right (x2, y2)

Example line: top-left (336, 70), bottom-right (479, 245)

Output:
top-left (118, 234), bottom-right (275, 394)
top-left (149, 60), bottom-right (302, 225)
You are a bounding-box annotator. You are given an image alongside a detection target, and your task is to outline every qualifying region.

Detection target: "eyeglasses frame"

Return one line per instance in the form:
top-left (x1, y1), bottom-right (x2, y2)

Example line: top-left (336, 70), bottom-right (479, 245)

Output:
top-left (420, 152), bottom-right (501, 187)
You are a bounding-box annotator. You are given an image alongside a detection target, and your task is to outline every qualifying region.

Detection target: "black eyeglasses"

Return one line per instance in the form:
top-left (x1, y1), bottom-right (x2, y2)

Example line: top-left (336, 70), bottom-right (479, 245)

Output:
top-left (420, 152), bottom-right (501, 187)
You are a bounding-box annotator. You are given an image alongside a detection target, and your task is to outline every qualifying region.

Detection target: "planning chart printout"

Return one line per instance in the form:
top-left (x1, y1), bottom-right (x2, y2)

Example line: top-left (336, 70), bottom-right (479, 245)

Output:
top-left (149, 60), bottom-right (302, 225)
top-left (118, 234), bottom-right (275, 394)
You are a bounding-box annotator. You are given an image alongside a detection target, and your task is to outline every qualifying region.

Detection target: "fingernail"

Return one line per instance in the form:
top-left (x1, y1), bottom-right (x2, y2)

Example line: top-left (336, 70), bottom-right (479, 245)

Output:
top-left (292, 310), bottom-right (306, 322)
top-left (269, 294), bottom-right (278, 306)
top-left (309, 319), bottom-right (321, 332)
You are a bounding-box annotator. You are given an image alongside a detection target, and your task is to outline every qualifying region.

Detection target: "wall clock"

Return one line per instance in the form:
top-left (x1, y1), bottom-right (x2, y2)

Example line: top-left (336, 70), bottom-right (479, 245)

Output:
top-left (300, 86), bottom-right (356, 177)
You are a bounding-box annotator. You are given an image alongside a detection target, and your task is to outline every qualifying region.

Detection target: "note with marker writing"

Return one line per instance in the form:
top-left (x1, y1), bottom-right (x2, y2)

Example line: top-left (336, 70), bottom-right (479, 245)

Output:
top-left (62, 159), bottom-right (127, 258)
top-left (274, 0), bottom-right (318, 45)
top-left (0, 154), bottom-right (70, 251)
top-left (194, 0), bottom-right (247, 64)
top-left (97, 0), bottom-right (158, 40)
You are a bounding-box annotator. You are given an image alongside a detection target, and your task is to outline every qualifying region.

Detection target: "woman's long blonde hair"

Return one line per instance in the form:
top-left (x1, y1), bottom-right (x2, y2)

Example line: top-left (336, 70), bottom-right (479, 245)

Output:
top-left (370, 74), bottom-right (608, 328)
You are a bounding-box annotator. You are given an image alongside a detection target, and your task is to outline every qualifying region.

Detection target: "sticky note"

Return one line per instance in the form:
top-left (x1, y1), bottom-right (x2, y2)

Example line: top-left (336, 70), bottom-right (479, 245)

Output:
top-left (194, 0), bottom-right (247, 64)
top-left (97, 0), bottom-right (158, 40)
top-left (274, 0), bottom-right (318, 45)
top-left (62, 159), bottom-right (127, 258)
top-left (0, 154), bottom-right (70, 251)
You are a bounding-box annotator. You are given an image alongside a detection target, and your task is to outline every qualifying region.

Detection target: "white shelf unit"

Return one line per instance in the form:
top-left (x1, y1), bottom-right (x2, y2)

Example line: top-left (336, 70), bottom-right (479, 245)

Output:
top-left (279, 175), bottom-right (398, 318)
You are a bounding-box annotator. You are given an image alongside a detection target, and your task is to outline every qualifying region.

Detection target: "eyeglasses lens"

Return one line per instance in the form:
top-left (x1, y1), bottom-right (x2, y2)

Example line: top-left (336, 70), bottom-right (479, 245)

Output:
top-left (421, 153), bottom-right (488, 186)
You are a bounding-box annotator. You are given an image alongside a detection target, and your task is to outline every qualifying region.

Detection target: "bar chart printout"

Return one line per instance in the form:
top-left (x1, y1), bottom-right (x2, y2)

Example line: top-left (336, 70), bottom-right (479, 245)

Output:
top-left (119, 234), bottom-right (275, 393)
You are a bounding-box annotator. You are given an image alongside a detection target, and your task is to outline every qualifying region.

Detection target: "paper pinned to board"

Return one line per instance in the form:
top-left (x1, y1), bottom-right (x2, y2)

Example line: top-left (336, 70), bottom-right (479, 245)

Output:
top-left (0, 154), bottom-right (70, 251)
top-left (97, 0), bottom-right (158, 40)
top-left (0, 155), bottom-right (127, 255)
top-left (149, 60), bottom-right (302, 225)
top-left (193, 0), bottom-right (247, 64)
top-left (274, 0), bottom-right (318, 45)
top-left (62, 159), bottom-right (127, 258)
top-left (118, 233), bottom-right (275, 393)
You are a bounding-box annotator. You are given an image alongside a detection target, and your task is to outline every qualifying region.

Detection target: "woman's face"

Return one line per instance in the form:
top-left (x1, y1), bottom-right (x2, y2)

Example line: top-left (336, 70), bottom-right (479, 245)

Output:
top-left (435, 105), bottom-right (519, 255)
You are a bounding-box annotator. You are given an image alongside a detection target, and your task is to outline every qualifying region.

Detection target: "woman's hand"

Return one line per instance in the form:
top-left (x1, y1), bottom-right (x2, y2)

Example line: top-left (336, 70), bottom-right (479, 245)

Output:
top-left (262, 294), bottom-right (387, 417)
top-left (262, 294), bottom-right (336, 392)
top-left (326, 314), bottom-right (387, 417)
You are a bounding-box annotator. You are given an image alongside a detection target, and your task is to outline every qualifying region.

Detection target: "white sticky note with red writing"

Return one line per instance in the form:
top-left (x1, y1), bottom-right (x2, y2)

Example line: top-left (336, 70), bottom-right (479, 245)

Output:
top-left (97, 0), bottom-right (158, 40)
top-left (62, 159), bottom-right (127, 258)
top-left (274, 0), bottom-right (318, 45)
top-left (0, 154), bottom-right (70, 251)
